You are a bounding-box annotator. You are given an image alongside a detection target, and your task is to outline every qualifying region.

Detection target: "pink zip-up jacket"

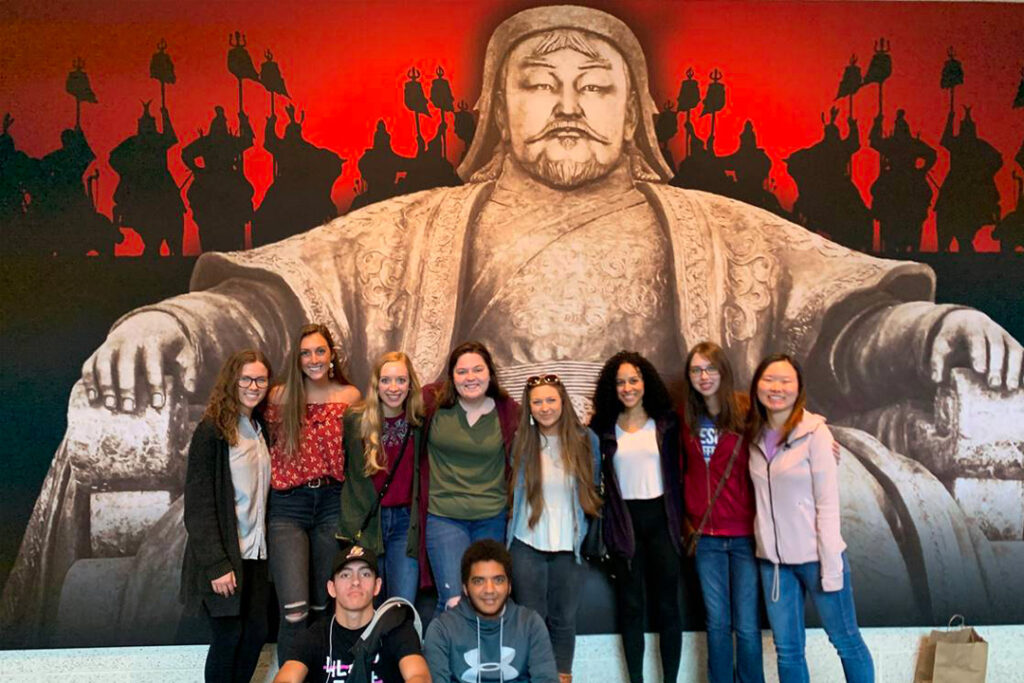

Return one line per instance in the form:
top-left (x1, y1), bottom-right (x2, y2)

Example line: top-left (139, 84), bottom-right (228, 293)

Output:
top-left (748, 410), bottom-right (847, 592)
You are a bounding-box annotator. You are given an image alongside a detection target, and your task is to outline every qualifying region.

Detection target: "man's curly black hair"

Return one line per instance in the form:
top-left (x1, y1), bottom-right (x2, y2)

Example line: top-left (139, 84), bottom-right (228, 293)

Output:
top-left (589, 350), bottom-right (674, 433)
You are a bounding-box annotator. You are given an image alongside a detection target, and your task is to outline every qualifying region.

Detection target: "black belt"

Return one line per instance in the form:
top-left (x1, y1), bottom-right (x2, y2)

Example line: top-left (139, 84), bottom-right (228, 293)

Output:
top-left (301, 476), bottom-right (341, 489)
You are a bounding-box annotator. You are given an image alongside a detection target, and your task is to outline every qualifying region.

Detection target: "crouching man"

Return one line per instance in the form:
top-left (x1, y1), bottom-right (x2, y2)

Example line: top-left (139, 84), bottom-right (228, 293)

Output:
top-left (274, 545), bottom-right (430, 683)
top-left (424, 540), bottom-right (557, 683)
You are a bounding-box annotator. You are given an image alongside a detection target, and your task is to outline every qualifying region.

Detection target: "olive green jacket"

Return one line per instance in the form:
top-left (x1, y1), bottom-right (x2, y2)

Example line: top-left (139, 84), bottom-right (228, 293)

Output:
top-left (337, 410), bottom-right (422, 558)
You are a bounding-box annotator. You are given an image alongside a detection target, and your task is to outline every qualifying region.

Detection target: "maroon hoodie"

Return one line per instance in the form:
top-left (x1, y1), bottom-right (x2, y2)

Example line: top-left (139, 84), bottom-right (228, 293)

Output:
top-left (681, 417), bottom-right (756, 537)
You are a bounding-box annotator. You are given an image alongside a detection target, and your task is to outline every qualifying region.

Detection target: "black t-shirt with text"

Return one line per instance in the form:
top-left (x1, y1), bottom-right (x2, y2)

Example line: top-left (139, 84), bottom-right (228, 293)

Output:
top-left (293, 613), bottom-right (421, 682)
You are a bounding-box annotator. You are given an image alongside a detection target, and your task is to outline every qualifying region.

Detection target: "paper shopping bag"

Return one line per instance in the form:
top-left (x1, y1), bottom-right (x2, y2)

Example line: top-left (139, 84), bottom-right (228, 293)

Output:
top-left (914, 615), bottom-right (988, 683)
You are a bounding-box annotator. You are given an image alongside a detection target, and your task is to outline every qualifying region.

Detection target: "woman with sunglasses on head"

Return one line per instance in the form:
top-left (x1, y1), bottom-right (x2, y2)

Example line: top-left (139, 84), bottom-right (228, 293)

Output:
top-left (507, 374), bottom-right (602, 683)
top-left (265, 323), bottom-right (362, 663)
top-left (747, 353), bottom-right (873, 683)
top-left (591, 351), bottom-right (683, 683)
top-left (421, 341), bottom-right (519, 614)
top-left (182, 349), bottom-right (273, 682)
top-left (681, 342), bottom-right (763, 683)
top-left (337, 351), bottom-right (425, 602)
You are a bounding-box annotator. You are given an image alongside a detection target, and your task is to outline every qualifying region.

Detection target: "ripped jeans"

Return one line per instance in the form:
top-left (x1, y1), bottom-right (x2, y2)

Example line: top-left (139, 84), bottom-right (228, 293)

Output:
top-left (268, 482), bottom-right (341, 664)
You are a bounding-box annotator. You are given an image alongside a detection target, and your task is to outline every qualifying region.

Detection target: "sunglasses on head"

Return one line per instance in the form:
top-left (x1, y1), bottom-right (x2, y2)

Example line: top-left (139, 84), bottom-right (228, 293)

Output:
top-left (526, 374), bottom-right (561, 387)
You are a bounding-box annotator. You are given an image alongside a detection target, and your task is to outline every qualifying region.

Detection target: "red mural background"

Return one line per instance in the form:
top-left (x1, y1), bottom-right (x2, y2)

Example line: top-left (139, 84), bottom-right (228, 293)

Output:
top-left (4, 0), bottom-right (1023, 256)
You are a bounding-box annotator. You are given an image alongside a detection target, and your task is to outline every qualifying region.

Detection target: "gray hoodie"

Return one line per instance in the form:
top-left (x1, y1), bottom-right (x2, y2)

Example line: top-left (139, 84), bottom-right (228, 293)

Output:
top-left (423, 597), bottom-right (558, 683)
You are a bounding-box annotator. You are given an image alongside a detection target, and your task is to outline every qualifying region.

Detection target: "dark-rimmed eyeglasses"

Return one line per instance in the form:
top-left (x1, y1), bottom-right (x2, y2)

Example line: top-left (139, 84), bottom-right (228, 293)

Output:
top-left (237, 376), bottom-right (269, 388)
top-left (526, 374), bottom-right (561, 387)
top-left (688, 365), bottom-right (720, 378)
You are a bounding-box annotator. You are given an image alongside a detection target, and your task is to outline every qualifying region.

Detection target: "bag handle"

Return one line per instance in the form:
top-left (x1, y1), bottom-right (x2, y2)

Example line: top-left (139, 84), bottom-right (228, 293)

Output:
top-left (947, 614), bottom-right (966, 629)
top-left (692, 435), bottom-right (744, 538)
top-left (354, 427), bottom-right (413, 542)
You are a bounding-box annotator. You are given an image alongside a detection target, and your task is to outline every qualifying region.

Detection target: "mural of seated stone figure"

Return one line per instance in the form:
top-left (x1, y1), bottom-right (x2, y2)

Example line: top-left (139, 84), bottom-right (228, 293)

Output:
top-left (2, 4), bottom-right (1023, 647)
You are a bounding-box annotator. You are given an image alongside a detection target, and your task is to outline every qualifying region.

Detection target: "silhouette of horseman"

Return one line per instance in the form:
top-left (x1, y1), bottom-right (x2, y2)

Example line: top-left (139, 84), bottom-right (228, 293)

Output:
top-left (109, 102), bottom-right (185, 256)
top-left (935, 108), bottom-right (1002, 252)
top-left (869, 109), bottom-right (936, 253)
top-left (788, 107), bottom-right (872, 251)
top-left (181, 106), bottom-right (254, 253)
top-left (254, 104), bottom-right (344, 246)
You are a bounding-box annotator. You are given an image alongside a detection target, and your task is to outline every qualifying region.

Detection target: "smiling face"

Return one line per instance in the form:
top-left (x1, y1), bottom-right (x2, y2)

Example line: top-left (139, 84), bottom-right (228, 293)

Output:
top-left (236, 361), bottom-right (269, 416)
top-left (452, 352), bottom-right (491, 402)
top-left (529, 384), bottom-right (563, 434)
top-left (378, 360), bottom-right (410, 416)
top-left (500, 31), bottom-right (634, 188)
top-left (327, 560), bottom-right (381, 613)
top-left (463, 560), bottom-right (511, 618)
top-left (756, 360), bottom-right (800, 419)
top-left (616, 362), bottom-right (644, 411)
top-left (689, 352), bottom-right (722, 399)
top-left (299, 332), bottom-right (332, 383)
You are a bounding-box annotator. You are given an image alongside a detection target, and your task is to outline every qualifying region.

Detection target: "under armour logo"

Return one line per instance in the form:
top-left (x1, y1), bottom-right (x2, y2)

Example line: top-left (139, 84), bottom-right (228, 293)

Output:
top-left (460, 646), bottom-right (519, 682)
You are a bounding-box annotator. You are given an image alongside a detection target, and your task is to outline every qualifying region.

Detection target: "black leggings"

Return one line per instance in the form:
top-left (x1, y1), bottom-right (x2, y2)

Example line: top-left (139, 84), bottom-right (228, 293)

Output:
top-left (205, 559), bottom-right (270, 683)
top-left (614, 497), bottom-right (683, 683)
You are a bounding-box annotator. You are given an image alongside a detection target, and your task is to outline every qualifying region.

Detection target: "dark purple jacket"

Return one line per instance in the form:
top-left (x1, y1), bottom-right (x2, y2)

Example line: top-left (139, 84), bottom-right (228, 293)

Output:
top-left (598, 412), bottom-right (684, 560)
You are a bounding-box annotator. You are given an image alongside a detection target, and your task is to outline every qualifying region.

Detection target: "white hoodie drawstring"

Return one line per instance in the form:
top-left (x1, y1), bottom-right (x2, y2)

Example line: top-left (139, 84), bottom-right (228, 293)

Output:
top-left (474, 608), bottom-right (507, 682)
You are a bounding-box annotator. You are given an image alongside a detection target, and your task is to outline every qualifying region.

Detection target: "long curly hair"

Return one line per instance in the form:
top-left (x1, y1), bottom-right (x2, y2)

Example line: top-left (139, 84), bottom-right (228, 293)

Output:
top-left (433, 341), bottom-right (509, 409)
top-left (203, 349), bottom-right (272, 446)
top-left (350, 351), bottom-right (425, 476)
top-left (510, 378), bottom-right (602, 528)
top-left (746, 353), bottom-right (807, 445)
top-left (589, 350), bottom-right (673, 434)
top-left (274, 323), bottom-right (352, 457)
top-left (681, 341), bottom-right (747, 435)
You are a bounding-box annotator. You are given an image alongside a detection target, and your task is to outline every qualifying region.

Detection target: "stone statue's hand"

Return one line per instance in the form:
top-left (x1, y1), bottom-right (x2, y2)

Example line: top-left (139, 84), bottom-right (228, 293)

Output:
top-left (929, 309), bottom-right (1023, 391)
top-left (81, 311), bottom-right (198, 413)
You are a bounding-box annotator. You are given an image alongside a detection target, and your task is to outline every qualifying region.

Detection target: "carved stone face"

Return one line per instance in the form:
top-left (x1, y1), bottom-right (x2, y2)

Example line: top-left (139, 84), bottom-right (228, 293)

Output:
top-left (499, 32), bottom-right (635, 188)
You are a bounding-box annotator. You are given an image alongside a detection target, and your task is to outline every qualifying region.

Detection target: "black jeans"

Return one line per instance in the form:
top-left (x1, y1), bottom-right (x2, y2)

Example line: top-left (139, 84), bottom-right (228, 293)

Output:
top-left (510, 538), bottom-right (585, 674)
top-left (613, 497), bottom-right (683, 683)
top-left (204, 559), bottom-right (270, 683)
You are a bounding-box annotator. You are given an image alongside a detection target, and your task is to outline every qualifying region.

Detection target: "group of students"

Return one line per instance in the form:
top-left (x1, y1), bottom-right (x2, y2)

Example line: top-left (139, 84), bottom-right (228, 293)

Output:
top-left (181, 322), bottom-right (875, 683)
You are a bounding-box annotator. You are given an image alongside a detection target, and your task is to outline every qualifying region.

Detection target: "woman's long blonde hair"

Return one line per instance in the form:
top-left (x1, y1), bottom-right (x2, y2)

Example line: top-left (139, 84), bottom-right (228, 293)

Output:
top-left (274, 323), bottom-right (351, 457)
top-left (352, 352), bottom-right (424, 476)
top-left (510, 378), bottom-right (602, 528)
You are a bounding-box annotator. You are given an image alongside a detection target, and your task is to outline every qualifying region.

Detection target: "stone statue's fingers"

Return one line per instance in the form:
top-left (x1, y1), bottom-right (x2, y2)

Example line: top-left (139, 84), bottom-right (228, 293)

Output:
top-left (93, 345), bottom-right (118, 410)
top-left (81, 353), bottom-right (99, 403)
top-left (929, 332), bottom-right (953, 384)
top-left (141, 340), bottom-right (166, 409)
top-left (1005, 339), bottom-right (1023, 392)
top-left (180, 354), bottom-right (197, 395)
top-left (986, 331), bottom-right (1006, 389)
top-left (115, 344), bottom-right (139, 413)
top-left (967, 329), bottom-right (988, 378)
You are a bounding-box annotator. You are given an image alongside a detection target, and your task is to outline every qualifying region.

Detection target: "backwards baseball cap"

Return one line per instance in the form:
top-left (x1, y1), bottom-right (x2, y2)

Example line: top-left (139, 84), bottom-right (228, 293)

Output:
top-left (331, 545), bottom-right (379, 577)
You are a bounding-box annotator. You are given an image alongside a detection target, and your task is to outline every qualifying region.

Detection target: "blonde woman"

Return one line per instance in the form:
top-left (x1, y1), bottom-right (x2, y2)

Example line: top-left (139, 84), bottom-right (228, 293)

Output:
top-left (338, 351), bottom-right (425, 602)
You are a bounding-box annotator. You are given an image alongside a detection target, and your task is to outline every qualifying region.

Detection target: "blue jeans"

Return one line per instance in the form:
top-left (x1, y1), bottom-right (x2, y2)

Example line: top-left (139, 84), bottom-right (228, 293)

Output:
top-left (267, 483), bottom-right (341, 664)
top-left (694, 535), bottom-right (765, 683)
top-left (425, 511), bottom-right (506, 612)
top-left (378, 506), bottom-right (419, 603)
top-left (510, 538), bottom-right (584, 674)
top-left (759, 554), bottom-right (874, 683)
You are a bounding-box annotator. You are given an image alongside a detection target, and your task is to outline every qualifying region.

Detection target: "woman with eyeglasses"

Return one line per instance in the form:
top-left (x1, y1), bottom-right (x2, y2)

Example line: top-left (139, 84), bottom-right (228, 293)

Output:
top-left (265, 323), bottom-right (362, 663)
top-left (747, 354), bottom-right (873, 683)
top-left (681, 342), bottom-right (763, 683)
top-left (507, 374), bottom-right (602, 683)
top-left (591, 351), bottom-right (684, 683)
top-left (337, 351), bottom-right (425, 602)
top-left (182, 349), bottom-right (273, 682)
top-left (421, 341), bottom-right (519, 613)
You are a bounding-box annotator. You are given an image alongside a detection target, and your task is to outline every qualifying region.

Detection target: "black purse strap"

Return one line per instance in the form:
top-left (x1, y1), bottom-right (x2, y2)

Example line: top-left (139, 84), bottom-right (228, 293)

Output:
top-left (355, 427), bottom-right (412, 541)
top-left (692, 435), bottom-right (743, 537)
